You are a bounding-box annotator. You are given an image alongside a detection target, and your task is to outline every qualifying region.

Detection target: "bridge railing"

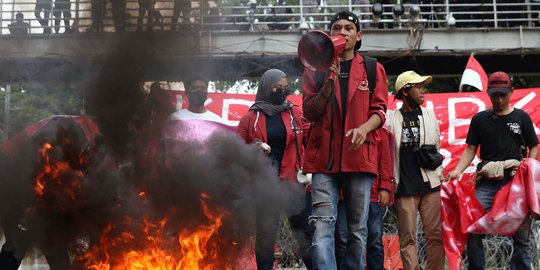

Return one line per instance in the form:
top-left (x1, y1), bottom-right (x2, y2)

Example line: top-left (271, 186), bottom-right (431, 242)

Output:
top-left (1, 0), bottom-right (540, 35)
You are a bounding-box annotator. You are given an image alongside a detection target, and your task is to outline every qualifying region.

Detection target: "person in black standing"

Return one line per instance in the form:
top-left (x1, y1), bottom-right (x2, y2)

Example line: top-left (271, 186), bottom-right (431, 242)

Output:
top-left (35, 0), bottom-right (53, 34)
top-left (267, 0), bottom-right (293, 30)
top-left (53, 0), bottom-right (72, 33)
top-left (447, 71), bottom-right (539, 270)
top-left (91, 0), bottom-right (105, 32)
top-left (171, 0), bottom-right (191, 31)
top-left (137, 0), bottom-right (156, 31)
top-left (112, 0), bottom-right (126, 32)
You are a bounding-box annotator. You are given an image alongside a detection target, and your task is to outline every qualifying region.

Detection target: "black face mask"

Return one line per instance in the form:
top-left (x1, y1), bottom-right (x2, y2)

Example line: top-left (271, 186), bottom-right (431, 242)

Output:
top-left (187, 91), bottom-right (207, 107)
top-left (270, 91), bottom-right (287, 105)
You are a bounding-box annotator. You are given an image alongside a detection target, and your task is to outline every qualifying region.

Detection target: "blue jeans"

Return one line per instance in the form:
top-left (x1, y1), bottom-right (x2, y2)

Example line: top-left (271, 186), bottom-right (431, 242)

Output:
top-left (366, 202), bottom-right (384, 270)
top-left (336, 201), bottom-right (384, 270)
top-left (310, 172), bottom-right (373, 270)
top-left (467, 178), bottom-right (532, 270)
top-left (335, 199), bottom-right (347, 269)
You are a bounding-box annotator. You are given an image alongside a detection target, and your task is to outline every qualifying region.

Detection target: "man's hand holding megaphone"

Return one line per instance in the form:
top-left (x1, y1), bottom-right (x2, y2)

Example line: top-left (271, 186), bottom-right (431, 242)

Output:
top-left (327, 58), bottom-right (340, 82)
top-left (315, 58), bottom-right (341, 106)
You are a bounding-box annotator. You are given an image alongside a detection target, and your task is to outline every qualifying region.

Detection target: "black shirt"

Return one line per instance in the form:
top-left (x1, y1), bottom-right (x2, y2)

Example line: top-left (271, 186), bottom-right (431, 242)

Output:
top-left (339, 59), bottom-right (352, 129)
top-left (467, 108), bottom-right (539, 162)
top-left (397, 109), bottom-right (439, 197)
top-left (266, 113), bottom-right (286, 171)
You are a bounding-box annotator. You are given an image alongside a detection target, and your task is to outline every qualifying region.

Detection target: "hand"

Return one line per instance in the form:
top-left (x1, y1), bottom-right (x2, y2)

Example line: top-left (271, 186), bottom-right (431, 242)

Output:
top-left (445, 170), bottom-right (460, 182)
top-left (345, 125), bottom-right (370, 151)
top-left (256, 142), bottom-right (271, 154)
top-left (378, 190), bottom-right (390, 207)
top-left (327, 59), bottom-right (340, 81)
top-left (296, 170), bottom-right (312, 185)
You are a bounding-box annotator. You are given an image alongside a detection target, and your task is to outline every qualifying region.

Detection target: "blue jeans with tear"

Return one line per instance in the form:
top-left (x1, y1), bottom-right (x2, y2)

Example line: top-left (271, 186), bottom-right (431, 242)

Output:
top-left (310, 172), bottom-right (373, 270)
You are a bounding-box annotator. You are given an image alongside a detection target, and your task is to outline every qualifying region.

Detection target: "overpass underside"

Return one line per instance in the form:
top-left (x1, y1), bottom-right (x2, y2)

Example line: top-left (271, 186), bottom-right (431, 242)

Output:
top-left (2, 0), bottom-right (540, 82)
top-left (1, 27), bottom-right (539, 82)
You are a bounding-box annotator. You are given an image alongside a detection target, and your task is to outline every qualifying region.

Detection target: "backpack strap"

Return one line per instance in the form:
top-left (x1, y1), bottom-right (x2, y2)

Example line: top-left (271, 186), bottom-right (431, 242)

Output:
top-left (364, 55), bottom-right (377, 98)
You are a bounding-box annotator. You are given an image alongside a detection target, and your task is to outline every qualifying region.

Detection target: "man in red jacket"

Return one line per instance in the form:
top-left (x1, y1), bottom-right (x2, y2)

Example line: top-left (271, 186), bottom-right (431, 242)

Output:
top-left (301, 10), bottom-right (388, 270)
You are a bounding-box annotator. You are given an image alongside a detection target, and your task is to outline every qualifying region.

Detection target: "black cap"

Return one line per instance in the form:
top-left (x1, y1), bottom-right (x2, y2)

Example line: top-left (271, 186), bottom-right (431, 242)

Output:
top-left (329, 11), bottom-right (362, 51)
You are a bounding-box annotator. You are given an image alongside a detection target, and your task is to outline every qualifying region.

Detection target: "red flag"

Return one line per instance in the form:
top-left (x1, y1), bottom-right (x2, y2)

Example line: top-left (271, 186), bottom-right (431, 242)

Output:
top-left (441, 159), bottom-right (540, 270)
top-left (459, 54), bottom-right (488, 92)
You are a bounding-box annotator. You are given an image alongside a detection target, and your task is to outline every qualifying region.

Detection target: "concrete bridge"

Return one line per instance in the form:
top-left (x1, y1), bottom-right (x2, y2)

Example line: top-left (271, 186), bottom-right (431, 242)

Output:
top-left (1, 1), bottom-right (540, 82)
top-left (2, 26), bottom-right (540, 83)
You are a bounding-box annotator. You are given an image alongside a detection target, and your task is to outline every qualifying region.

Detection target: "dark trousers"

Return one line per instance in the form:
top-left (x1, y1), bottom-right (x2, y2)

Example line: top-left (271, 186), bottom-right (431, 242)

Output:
top-left (255, 191), bottom-right (313, 270)
top-left (0, 208), bottom-right (72, 270)
top-left (35, 0), bottom-right (52, 33)
top-left (111, 0), bottom-right (126, 32)
top-left (91, 0), bottom-right (105, 32)
top-left (366, 202), bottom-right (384, 270)
top-left (53, 1), bottom-right (71, 33)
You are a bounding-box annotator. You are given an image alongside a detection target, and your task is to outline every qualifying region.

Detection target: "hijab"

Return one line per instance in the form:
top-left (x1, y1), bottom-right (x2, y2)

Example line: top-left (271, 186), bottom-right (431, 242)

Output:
top-left (249, 69), bottom-right (293, 116)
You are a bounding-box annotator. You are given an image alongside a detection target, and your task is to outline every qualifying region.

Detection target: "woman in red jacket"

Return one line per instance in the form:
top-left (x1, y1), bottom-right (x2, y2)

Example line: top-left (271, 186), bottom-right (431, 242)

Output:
top-left (237, 69), bottom-right (312, 270)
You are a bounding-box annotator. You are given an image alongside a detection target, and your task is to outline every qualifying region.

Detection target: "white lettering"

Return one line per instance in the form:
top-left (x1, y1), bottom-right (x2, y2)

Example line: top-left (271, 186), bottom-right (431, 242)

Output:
top-left (222, 98), bottom-right (254, 126)
top-left (513, 91), bottom-right (540, 135)
top-left (447, 97), bottom-right (486, 145)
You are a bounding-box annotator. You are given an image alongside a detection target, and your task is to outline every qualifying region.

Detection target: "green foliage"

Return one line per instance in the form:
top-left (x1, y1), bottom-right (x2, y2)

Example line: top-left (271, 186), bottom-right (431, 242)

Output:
top-left (0, 83), bottom-right (82, 139)
top-left (426, 77), bottom-right (462, 93)
top-left (213, 77), bottom-right (303, 94)
top-left (513, 75), bottom-right (540, 90)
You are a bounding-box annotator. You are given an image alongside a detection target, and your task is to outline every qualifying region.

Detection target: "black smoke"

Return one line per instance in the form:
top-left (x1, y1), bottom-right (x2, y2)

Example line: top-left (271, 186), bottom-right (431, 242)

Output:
top-left (84, 54), bottom-right (146, 159)
top-left (0, 30), bottom-right (307, 268)
top-left (0, 117), bottom-right (119, 267)
top-left (0, 61), bottom-right (305, 270)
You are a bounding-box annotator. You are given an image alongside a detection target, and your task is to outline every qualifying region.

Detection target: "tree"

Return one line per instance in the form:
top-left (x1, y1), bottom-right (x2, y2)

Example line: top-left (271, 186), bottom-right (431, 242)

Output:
top-left (0, 82), bottom-right (82, 140)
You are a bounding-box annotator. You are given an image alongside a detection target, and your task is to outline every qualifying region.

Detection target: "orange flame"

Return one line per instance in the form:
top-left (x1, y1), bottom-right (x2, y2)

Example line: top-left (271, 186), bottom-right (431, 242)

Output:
top-left (78, 193), bottom-right (236, 270)
top-left (34, 142), bottom-right (84, 201)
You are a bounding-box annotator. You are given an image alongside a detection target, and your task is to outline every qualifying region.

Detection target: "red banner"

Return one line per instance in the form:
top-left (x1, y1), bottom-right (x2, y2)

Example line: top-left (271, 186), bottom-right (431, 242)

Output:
top-left (168, 88), bottom-right (540, 175)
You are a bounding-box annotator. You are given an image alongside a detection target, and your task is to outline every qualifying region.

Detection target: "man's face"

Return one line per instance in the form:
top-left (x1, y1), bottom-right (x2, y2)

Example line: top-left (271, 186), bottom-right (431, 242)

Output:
top-left (186, 80), bottom-right (208, 108)
top-left (188, 80), bottom-right (207, 93)
top-left (489, 91), bottom-right (512, 112)
top-left (330, 19), bottom-right (362, 51)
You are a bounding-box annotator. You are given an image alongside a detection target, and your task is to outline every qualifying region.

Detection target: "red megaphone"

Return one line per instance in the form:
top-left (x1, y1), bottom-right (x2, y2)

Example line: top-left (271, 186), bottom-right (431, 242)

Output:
top-left (298, 30), bottom-right (346, 80)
